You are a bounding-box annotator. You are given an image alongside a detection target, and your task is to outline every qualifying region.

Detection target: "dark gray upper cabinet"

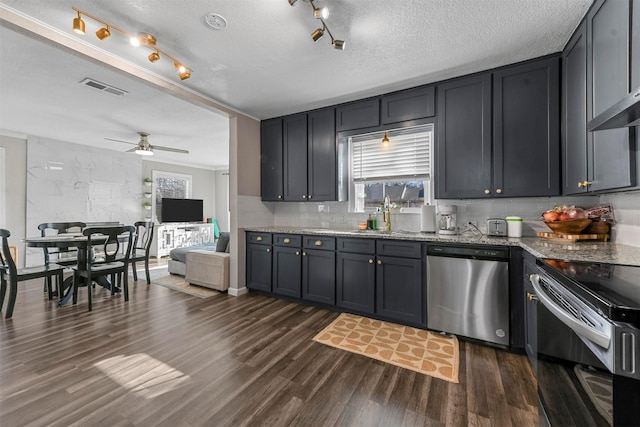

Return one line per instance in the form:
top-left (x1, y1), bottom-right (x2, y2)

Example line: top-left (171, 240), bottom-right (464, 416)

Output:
top-left (436, 74), bottom-right (492, 198)
top-left (307, 107), bottom-right (336, 201)
top-left (586, 0), bottom-right (636, 192)
top-left (381, 85), bottom-right (435, 125)
top-left (493, 57), bottom-right (560, 197)
top-left (336, 98), bottom-right (380, 131)
top-left (260, 118), bottom-right (283, 201)
top-left (562, 22), bottom-right (589, 195)
top-left (283, 113), bottom-right (308, 201)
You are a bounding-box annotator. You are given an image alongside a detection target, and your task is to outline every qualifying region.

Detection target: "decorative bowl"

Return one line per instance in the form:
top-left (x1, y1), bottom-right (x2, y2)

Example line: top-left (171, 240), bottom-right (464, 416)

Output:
top-left (544, 219), bottom-right (592, 235)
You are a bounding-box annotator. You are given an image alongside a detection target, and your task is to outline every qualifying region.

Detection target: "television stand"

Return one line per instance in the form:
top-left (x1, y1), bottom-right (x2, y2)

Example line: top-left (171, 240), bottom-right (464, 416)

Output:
top-left (151, 222), bottom-right (215, 259)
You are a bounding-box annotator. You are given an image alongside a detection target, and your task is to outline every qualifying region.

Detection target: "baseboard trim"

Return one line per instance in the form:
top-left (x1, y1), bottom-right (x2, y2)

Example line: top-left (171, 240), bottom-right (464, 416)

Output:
top-left (228, 286), bottom-right (248, 297)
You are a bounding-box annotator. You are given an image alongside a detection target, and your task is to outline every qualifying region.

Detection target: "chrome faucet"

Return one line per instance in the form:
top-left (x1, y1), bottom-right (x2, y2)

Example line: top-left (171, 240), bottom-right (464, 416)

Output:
top-left (383, 196), bottom-right (392, 231)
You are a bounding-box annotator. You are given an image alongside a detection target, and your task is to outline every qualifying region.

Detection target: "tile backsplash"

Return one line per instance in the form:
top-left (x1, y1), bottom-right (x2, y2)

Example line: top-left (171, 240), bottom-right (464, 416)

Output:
top-left (270, 191), bottom-right (640, 248)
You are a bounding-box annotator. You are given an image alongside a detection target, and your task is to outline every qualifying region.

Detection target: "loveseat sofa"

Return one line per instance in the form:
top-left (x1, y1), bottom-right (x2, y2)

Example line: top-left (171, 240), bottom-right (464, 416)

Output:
top-left (168, 232), bottom-right (229, 291)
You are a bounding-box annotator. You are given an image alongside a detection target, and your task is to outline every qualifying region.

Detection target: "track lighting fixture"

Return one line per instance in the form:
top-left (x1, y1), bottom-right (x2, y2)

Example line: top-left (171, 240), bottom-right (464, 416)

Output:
top-left (288, 0), bottom-right (345, 50)
top-left (70, 7), bottom-right (193, 81)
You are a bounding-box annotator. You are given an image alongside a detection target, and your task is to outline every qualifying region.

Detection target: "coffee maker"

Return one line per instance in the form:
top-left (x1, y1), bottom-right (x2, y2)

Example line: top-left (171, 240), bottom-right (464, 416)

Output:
top-left (436, 204), bottom-right (457, 235)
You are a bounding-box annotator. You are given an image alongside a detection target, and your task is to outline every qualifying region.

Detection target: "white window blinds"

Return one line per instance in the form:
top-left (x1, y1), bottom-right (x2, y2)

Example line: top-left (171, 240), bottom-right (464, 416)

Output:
top-left (350, 124), bottom-right (432, 182)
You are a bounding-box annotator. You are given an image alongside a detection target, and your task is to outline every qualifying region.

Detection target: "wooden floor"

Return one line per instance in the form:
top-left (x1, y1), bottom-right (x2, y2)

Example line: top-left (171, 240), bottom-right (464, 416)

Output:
top-left (0, 271), bottom-right (538, 427)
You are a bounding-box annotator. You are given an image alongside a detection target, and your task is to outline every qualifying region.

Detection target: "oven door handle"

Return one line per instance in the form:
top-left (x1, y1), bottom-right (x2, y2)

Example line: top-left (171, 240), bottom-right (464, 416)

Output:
top-left (530, 274), bottom-right (610, 349)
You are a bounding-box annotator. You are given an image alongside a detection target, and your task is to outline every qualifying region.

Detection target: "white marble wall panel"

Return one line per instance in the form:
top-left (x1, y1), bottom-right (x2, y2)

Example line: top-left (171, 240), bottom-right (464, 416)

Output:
top-left (600, 190), bottom-right (640, 247)
top-left (26, 138), bottom-right (141, 265)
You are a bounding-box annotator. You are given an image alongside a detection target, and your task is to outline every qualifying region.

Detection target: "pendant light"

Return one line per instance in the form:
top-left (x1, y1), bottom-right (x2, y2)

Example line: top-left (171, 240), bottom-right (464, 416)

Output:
top-left (381, 131), bottom-right (390, 150)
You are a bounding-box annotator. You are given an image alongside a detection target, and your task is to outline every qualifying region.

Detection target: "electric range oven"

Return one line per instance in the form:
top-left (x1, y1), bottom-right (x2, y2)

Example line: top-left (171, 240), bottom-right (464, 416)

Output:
top-left (529, 259), bottom-right (640, 427)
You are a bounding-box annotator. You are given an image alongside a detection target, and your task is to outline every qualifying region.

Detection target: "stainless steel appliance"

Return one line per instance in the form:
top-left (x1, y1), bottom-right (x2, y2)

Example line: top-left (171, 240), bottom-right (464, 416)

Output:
top-left (486, 218), bottom-right (507, 236)
top-left (436, 205), bottom-right (457, 235)
top-left (530, 259), bottom-right (640, 426)
top-left (427, 245), bottom-right (510, 346)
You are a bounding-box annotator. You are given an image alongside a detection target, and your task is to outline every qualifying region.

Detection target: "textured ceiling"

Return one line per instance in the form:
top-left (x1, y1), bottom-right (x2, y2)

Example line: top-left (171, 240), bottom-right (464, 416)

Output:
top-left (0, 0), bottom-right (593, 170)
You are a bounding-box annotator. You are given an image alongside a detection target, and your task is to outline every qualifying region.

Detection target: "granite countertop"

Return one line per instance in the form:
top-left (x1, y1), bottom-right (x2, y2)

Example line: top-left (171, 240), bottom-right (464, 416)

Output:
top-left (245, 226), bottom-right (640, 267)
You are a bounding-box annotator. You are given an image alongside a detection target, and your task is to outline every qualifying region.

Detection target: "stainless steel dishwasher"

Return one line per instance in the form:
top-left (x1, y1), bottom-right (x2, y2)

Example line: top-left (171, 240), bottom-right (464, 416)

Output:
top-left (427, 245), bottom-right (510, 346)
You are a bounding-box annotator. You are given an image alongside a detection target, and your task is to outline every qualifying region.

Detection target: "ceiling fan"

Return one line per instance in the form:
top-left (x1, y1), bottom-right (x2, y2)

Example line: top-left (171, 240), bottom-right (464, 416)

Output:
top-left (105, 132), bottom-right (189, 156)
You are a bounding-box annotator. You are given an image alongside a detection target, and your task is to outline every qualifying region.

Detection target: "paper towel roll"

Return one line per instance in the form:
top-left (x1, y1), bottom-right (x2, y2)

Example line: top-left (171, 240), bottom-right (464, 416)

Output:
top-left (421, 205), bottom-right (436, 232)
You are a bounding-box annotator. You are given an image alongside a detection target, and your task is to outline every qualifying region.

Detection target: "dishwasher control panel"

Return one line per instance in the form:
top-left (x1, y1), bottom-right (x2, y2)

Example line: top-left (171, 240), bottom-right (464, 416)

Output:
top-left (427, 245), bottom-right (509, 261)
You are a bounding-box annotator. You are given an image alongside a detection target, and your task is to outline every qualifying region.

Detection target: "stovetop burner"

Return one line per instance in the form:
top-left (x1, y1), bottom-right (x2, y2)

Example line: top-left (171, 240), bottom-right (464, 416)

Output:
top-left (539, 259), bottom-right (640, 327)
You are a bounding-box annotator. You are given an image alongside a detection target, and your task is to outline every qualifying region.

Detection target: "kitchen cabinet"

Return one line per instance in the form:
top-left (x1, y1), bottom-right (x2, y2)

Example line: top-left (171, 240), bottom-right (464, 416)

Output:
top-left (436, 73), bottom-right (492, 198)
top-left (302, 236), bottom-right (336, 305)
top-left (307, 108), bottom-right (336, 201)
top-left (381, 85), bottom-right (435, 125)
top-left (272, 234), bottom-right (302, 298)
top-left (493, 57), bottom-right (560, 197)
top-left (336, 237), bottom-right (376, 314)
top-left (283, 113), bottom-right (308, 201)
top-left (246, 232), bottom-right (273, 292)
top-left (585, 0), bottom-right (635, 192)
top-left (522, 252), bottom-right (538, 372)
top-left (336, 98), bottom-right (380, 131)
top-left (260, 118), bottom-right (284, 201)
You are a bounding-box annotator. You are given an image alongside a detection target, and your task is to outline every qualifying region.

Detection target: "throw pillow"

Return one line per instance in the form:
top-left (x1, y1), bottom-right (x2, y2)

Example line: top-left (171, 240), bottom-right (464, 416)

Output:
top-left (216, 232), bottom-right (229, 252)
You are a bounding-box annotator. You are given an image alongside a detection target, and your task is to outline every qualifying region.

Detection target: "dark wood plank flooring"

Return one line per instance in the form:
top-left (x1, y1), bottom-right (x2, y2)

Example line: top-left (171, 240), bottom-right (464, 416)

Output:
top-left (1, 271), bottom-right (538, 426)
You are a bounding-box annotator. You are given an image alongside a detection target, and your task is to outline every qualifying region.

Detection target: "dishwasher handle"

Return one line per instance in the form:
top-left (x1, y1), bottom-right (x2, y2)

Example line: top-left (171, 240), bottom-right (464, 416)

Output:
top-left (427, 245), bottom-right (509, 261)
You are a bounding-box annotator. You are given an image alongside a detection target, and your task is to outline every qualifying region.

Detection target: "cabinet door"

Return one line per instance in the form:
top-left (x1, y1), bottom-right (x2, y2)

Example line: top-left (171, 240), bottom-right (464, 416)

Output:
top-left (260, 118), bottom-right (283, 201)
top-left (562, 23), bottom-right (589, 195)
top-left (381, 85), bottom-right (435, 125)
top-left (376, 256), bottom-right (424, 326)
top-left (272, 245), bottom-right (302, 298)
top-left (283, 113), bottom-right (308, 201)
top-left (246, 244), bottom-right (272, 292)
top-left (336, 252), bottom-right (375, 314)
top-left (523, 265), bottom-right (537, 373)
top-left (587, 0), bottom-right (635, 192)
top-left (307, 107), bottom-right (336, 201)
top-left (436, 74), bottom-right (492, 198)
top-left (335, 98), bottom-right (380, 131)
top-left (493, 57), bottom-right (560, 197)
top-left (302, 248), bottom-right (336, 305)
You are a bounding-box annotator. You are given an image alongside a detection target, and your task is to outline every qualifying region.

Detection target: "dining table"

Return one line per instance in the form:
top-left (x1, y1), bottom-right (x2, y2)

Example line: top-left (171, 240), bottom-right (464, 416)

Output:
top-left (23, 233), bottom-right (121, 305)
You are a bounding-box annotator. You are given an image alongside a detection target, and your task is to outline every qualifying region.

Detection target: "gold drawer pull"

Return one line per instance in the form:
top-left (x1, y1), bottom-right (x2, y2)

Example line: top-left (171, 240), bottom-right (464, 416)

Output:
top-left (284, 238), bottom-right (291, 244)
top-left (295, 251), bottom-right (300, 256)
top-left (256, 236), bottom-right (263, 241)
top-left (527, 292), bottom-right (538, 302)
top-left (369, 259), bottom-right (374, 264)
top-left (377, 259), bottom-right (382, 265)
top-left (314, 240), bottom-right (323, 246)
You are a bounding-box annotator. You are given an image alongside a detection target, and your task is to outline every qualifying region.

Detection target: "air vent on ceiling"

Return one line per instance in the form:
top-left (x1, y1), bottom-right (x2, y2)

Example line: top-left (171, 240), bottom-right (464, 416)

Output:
top-left (79, 78), bottom-right (128, 96)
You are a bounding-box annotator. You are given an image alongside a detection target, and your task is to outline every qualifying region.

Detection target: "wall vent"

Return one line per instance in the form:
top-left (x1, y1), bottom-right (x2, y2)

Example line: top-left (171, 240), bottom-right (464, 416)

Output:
top-left (79, 78), bottom-right (128, 96)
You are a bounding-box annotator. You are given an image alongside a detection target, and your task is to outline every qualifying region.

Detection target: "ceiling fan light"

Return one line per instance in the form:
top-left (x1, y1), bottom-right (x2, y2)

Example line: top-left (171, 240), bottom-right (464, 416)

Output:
top-left (73, 13), bottom-right (85, 35)
top-left (314, 7), bottom-right (329, 19)
top-left (135, 146), bottom-right (154, 156)
top-left (95, 26), bottom-right (111, 40)
top-left (311, 28), bottom-right (324, 42)
top-left (148, 51), bottom-right (160, 62)
top-left (332, 39), bottom-right (345, 50)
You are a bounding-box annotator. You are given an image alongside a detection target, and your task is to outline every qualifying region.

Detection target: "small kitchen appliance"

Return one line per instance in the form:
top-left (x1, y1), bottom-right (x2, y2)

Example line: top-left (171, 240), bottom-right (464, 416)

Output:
top-left (420, 205), bottom-right (436, 233)
top-left (486, 218), bottom-right (507, 236)
top-left (436, 205), bottom-right (457, 235)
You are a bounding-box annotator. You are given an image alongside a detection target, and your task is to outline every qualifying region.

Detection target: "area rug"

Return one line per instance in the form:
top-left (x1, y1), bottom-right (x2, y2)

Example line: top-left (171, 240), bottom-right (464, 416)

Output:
top-left (574, 364), bottom-right (613, 425)
top-left (313, 313), bottom-right (459, 383)
top-left (150, 274), bottom-right (219, 299)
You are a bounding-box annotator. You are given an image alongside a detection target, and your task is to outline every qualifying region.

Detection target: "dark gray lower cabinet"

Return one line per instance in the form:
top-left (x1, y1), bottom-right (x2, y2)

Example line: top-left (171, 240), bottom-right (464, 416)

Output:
top-left (522, 255), bottom-right (538, 372)
top-left (376, 256), bottom-right (423, 326)
top-left (336, 252), bottom-right (375, 314)
top-left (246, 244), bottom-right (272, 292)
top-left (272, 245), bottom-right (302, 298)
top-left (302, 248), bottom-right (335, 305)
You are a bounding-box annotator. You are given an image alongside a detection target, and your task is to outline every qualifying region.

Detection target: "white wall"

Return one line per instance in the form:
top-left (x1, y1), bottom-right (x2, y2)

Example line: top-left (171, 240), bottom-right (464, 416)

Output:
top-left (0, 135), bottom-right (27, 266)
top-left (600, 190), bottom-right (640, 247)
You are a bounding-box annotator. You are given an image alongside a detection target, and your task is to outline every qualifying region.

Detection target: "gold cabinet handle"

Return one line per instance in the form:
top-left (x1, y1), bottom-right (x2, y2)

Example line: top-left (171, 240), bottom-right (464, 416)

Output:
top-left (484, 189), bottom-right (490, 194)
top-left (578, 180), bottom-right (592, 188)
top-left (527, 292), bottom-right (538, 302)
top-left (368, 259), bottom-right (374, 264)
top-left (266, 248), bottom-right (270, 253)
top-left (302, 251), bottom-right (307, 256)
top-left (256, 236), bottom-right (263, 241)
top-left (496, 188), bottom-right (502, 194)
top-left (308, 195), bottom-right (312, 199)
top-left (284, 238), bottom-right (291, 244)
top-left (314, 240), bottom-right (323, 246)
top-left (302, 195), bottom-right (307, 199)
top-left (295, 251), bottom-right (300, 256)
top-left (377, 259), bottom-right (382, 265)
top-left (278, 195), bottom-right (283, 199)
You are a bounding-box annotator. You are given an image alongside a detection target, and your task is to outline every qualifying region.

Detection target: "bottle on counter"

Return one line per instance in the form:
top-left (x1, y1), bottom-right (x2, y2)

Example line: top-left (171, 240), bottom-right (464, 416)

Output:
top-left (367, 214), bottom-right (374, 230)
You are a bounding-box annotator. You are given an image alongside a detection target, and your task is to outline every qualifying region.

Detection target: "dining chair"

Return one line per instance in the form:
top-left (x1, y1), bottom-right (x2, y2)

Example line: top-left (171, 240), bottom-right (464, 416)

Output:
top-left (37, 222), bottom-right (86, 296)
top-left (130, 221), bottom-right (155, 284)
top-left (71, 226), bottom-right (135, 311)
top-left (0, 229), bottom-right (65, 319)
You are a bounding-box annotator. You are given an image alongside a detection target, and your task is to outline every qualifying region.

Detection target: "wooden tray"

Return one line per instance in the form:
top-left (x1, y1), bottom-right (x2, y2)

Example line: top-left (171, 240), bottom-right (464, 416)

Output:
top-left (537, 231), bottom-right (610, 242)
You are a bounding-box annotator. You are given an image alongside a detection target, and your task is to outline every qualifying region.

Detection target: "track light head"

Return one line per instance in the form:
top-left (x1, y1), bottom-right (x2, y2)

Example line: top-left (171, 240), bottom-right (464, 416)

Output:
top-left (148, 51), bottom-right (160, 62)
top-left (95, 26), bottom-right (111, 40)
top-left (311, 28), bottom-right (324, 42)
top-left (174, 61), bottom-right (187, 73)
top-left (73, 12), bottom-right (85, 35)
top-left (332, 39), bottom-right (345, 50)
top-left (139, 32), bottom-right (157, 47)
top-left (288, 0), bottom-right (298, 6)
top-left (314, 7), bottom-right (329, 19)
top-left (179, 70), bottom-right (192, 81)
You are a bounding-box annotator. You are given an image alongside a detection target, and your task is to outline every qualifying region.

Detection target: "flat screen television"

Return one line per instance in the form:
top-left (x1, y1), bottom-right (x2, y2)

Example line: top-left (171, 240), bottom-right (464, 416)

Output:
top-left (161, 198), bottom-right (204, 223)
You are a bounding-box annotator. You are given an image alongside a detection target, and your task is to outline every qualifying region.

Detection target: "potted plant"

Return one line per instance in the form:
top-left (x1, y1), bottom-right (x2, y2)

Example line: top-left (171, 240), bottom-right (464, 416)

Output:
top-left (143, 178), bottom-right (153, 187)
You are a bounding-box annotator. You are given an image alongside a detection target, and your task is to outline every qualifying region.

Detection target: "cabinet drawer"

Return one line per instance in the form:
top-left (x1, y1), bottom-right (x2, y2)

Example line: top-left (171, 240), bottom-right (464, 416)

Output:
top-left (376, 240), bottom-right (422, 259)
top-left (247, 232), bottom-right (272, 245)
top-left (303, 235), bottom-right (336, 250)
top-left (337, 238), bottom-right (376, 254)
top-left (273, 233), bottom-right (302, 247)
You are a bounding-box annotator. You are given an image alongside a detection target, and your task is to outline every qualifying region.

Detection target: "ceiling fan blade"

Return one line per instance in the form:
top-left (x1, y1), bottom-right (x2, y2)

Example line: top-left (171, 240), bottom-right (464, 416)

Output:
top-left (105, 137), bottom-right (137, 145)
top-left (151, 145), bottom-right (190, 154)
